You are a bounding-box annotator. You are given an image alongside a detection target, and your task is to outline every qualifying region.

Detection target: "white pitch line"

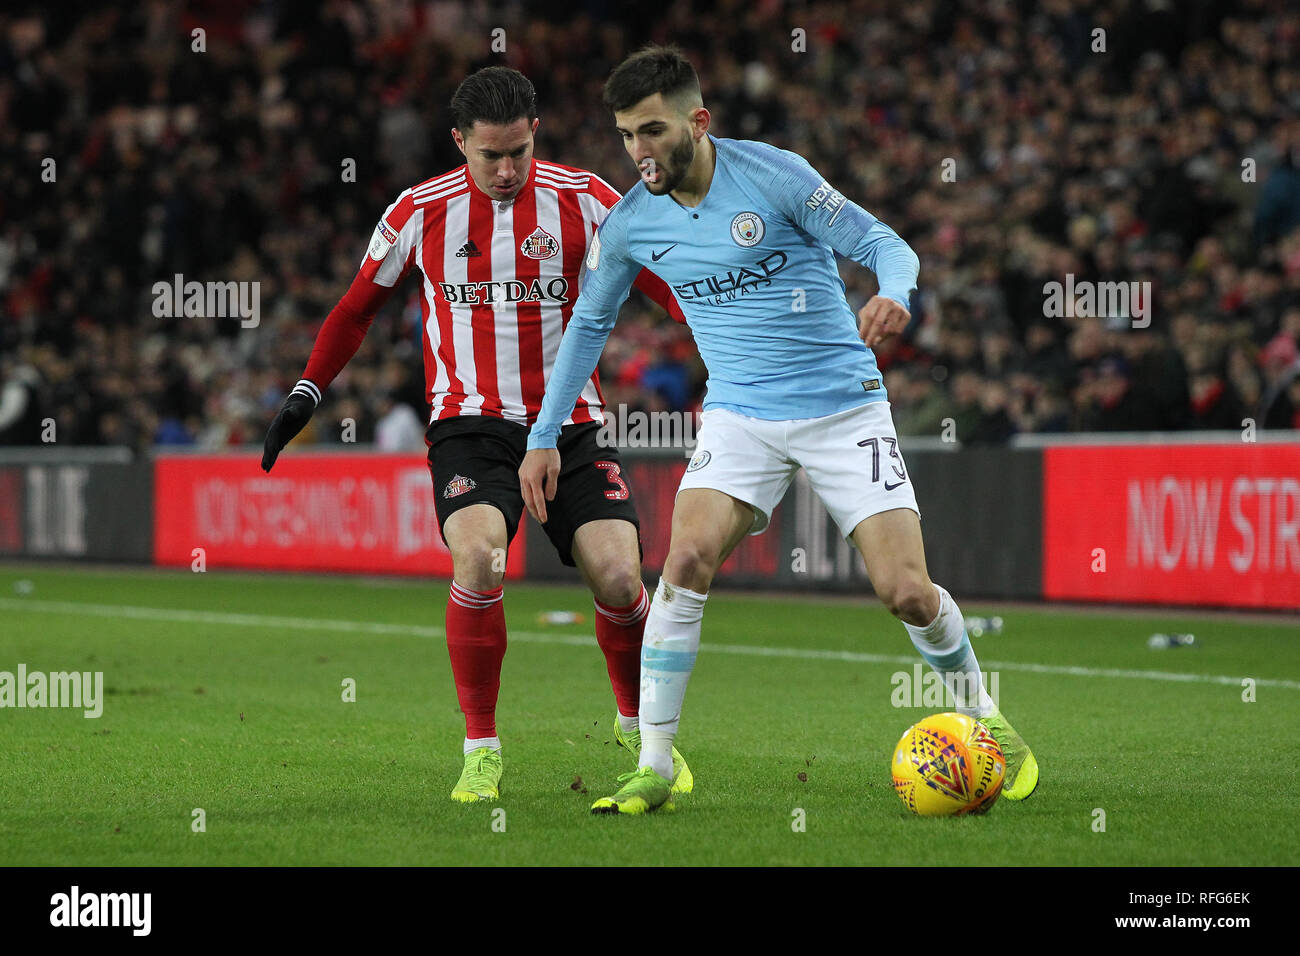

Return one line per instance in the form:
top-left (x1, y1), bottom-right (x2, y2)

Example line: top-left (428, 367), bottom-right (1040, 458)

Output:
top-left (3, 597), bottom-right (1298, 691)
top-left (0, 598), bottom-right (447, 638)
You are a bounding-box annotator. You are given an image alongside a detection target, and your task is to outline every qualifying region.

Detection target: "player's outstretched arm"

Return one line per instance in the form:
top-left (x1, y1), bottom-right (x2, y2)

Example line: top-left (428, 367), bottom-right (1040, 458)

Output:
top-left (260, 270), bottom-right (396, 471)
top-left (809, 198), bottom-right (918, 349)
top-left (521, 216), bottom-right (640, 518)
top-left (812, 202), bottom-right (917, 348)
top-left (749, 144), bottom-right (919, 346)
top-left (847, 220), bottom-right (917, 347)
top-left (261, 382), bottom-right (319, 471)
top-left (518, 306), bottom-right (619, 522)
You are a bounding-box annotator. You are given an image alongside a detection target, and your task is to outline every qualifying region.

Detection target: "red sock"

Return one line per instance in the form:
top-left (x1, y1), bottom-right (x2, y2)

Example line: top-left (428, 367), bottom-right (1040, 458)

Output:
top-left (445, 581), bottom-right (506, 739)
top-left (594, 584), bottom-right (650, 718)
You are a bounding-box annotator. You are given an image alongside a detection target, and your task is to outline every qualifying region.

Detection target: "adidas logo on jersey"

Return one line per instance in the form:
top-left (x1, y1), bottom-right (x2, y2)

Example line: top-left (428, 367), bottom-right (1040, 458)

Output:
top-left (455, 240), bottom-right (482, 258)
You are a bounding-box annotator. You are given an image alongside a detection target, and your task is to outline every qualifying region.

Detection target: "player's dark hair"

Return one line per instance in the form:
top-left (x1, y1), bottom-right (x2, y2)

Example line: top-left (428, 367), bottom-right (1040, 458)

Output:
top-left (603, 44), bottom-right (702, 113)
top-left (450, 67), bottom-right (537, 132)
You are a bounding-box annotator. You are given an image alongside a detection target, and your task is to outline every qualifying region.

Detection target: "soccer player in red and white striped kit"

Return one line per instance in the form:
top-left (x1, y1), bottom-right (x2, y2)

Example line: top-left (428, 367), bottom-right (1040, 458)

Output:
top-left (261, 67), bottom-right (692, 803)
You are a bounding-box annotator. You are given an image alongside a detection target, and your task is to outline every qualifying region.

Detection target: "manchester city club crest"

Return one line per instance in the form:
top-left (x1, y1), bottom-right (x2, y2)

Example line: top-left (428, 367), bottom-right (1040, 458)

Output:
top-left (686, 450), bottom-right (712, 472)
top-left (520, 226), bottom-right (559, 260)
top-left (730, 212), bottom-right (765, 247)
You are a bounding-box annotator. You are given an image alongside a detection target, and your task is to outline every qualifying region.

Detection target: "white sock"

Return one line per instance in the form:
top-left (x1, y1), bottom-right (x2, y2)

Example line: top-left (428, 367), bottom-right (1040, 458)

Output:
top-left (638, 578), bottom-right (707, 780)
top-left (616, 712), bottom-right (639, 735)
top-left (902, 584), bottom-right (996, 718)
top-left (464, 736), bottom-right (501, 755)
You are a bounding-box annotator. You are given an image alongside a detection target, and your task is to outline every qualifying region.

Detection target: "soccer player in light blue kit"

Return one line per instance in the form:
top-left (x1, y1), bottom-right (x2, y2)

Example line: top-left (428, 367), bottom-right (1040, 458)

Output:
top-left (520, 46), bottom-right (1038, 814)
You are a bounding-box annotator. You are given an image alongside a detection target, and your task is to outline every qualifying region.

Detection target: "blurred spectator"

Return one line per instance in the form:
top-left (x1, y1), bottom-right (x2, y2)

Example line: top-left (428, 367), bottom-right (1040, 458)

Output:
top-left (1076, 357), bottom-right (1165, 432)
top-left (891, 366), bottom-right (957, 439)
top-left (1227, 342), bottom-right (1264, 413)
top-left (948, 370), bottom-right (985, 442)
top-left (1255, 123), bottom-right (1300, 246)
top-left (1258, 332), bottom-right (1300, 428)
top-left (966, 379), bottom-right (1018, 445)
top-left (1188, 362), bottom-right (1246, 430)
top-left (1118, 329), bottom-right (1190, 429)
top-left (0, 354), bottom-right (44, 444)
top-left (374, 392), bottom-right (426, 452)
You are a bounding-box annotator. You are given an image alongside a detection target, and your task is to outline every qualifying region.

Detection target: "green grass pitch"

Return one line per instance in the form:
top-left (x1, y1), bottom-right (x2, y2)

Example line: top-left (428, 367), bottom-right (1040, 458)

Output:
top-left (1, 564), bottom-right (1297, 866)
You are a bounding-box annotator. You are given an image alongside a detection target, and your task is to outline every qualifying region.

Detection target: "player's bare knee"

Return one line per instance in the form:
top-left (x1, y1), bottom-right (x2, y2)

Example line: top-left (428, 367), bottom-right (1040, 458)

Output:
top-left (873, 579), bottom-right (901, 617)
top-left (585, 541), bottom-right (643, 606)
top-left (451, 539), bottom-right (505, 591)
top-left (882, 577), bottom-right (936, 624)
top-left (591, 560), bottom-right (644, 608)
top-left (664, 541), bottom-right (718, 593)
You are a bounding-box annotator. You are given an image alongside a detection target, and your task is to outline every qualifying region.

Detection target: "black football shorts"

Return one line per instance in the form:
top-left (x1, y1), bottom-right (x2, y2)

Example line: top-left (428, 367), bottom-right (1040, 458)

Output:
top-left (426, 415), bottom-right (641, 567)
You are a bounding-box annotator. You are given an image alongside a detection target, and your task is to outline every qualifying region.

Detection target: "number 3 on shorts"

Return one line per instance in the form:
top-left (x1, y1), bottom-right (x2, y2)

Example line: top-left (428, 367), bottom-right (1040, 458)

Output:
top-left (595, 461), bottom-right (630, 500)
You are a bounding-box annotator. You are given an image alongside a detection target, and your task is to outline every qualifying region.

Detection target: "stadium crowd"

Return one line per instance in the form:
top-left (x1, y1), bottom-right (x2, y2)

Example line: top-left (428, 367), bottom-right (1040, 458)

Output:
top-left (2, 0), bottom-right (1299, 451)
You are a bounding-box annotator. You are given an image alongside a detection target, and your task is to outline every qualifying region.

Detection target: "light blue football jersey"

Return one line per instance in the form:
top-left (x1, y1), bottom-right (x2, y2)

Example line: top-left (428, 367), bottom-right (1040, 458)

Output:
top-left (527, 135), bottom-right (919, 449)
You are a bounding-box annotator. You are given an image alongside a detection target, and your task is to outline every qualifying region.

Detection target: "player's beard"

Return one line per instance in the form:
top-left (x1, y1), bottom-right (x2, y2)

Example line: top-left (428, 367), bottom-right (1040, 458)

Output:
top-left (649, 130), bottom-right (697, 194)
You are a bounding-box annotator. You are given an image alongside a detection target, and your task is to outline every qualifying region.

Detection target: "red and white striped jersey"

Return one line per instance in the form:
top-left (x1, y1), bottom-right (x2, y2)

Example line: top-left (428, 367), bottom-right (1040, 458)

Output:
top-left (357, 159), bottom-right (680, 427)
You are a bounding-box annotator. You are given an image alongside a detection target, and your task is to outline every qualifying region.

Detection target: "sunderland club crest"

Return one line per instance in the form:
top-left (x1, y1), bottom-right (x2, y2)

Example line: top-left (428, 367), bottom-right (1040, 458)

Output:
top-left (443, 474), bottom-right (477, 498)
top-left (521, 227), bottom-right (559, 260)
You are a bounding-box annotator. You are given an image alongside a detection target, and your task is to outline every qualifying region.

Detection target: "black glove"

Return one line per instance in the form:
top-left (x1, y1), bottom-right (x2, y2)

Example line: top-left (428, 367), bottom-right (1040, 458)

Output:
top-left (261, 380), bottom-right (319, 472)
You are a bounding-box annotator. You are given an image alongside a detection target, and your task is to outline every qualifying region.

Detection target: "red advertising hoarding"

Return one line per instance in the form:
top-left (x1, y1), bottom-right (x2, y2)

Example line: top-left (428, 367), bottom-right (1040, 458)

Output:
top-left (1043, 443), bottom-right (1300, 609)
top-left (155, 453), bottom-right (525, 578)
top-left (0, 468), bottom-right (22, 552)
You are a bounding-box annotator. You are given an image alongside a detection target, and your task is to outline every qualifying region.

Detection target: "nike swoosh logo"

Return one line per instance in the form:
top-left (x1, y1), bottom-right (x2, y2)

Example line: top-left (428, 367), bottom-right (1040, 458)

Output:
top-left (884, 479), bottom-right (906, 490)
top-left (651, 244), bottom-right (678, 261)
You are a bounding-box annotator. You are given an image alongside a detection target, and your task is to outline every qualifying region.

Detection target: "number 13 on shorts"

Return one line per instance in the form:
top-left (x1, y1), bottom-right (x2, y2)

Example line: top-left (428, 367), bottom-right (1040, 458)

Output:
top-left (857, 435), bottom-right (908, 490)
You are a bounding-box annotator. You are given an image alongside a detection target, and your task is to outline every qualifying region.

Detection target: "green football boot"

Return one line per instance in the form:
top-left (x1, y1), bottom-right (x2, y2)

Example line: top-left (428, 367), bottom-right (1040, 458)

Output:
top-left (979, 710), bottom-right (1039, 801)
top-left (613, 716), bottom-right (694, 794)
top-left (450, 746), bottom-right (502, 803)
top-left (590, 766), bottom-right (674, 815)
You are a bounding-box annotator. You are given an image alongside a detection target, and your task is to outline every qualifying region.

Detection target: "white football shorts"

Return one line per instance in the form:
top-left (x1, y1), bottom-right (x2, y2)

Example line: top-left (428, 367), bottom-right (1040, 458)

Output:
top-left (678, 401), bottom-right (921, 540)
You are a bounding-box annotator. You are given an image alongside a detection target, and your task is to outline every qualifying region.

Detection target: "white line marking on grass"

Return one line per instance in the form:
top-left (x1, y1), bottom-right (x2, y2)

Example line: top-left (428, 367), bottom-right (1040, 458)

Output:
top-left (0, 598), bottom-right (446, 638)
top-left (4, 598), bottom-right (1298, 691)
